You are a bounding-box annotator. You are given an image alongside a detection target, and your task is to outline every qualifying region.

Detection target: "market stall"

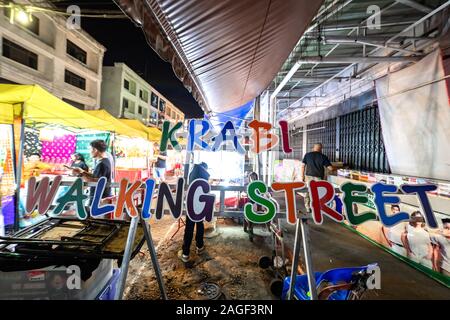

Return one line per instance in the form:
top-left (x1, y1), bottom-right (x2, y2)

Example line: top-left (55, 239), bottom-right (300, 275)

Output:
top-left (85, 110), bottom-right (152, 182)
top-left (117, 118), bottom-right (161, 182)
top-left (0, 123), bottom-right (15, 236)
top-left (0, 85), bottom-right (113, 230)
top-left (0, 84), bottom-right (166, 300)
top-left (119, 118), bottom-right (186, 183)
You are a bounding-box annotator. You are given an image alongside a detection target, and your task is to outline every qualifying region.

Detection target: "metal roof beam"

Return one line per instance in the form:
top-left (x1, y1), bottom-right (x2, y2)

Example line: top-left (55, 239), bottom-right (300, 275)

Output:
top-left (395, 0), bottom-right (433, 14)
top-left (322, 36), bottom-right (426, 55)
top-left (270, 0), bottom-right (354, 99)
top-left (321, 35), bottom-right (430, 44)
top-left (289, 76), bottom-right (352, 82)
top-left (297, 56), bottom-right (421, 64)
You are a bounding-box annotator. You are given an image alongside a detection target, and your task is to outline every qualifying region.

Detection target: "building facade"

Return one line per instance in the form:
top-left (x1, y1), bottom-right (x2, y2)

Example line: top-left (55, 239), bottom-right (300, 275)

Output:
top-left (101, 62), bottom-right (184, 128)
top-left (0, 1), bottom-right (106, 109)
top-left (164, 101), bottom-right (184, 125)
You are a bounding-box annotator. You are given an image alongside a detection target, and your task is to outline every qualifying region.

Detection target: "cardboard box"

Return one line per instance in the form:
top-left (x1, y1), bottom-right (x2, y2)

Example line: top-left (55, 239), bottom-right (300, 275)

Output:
top-left (0, 259), bottom-right (113, 300)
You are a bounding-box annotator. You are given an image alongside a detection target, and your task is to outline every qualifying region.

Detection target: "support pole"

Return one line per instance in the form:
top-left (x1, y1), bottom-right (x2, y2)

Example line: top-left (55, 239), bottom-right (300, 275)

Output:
top-left (13, 112), bottom-right (25, 233)
top-left (300, 217), bottom-right (318, 300)
top-left (140, 216), bottom-right (168, 300)
top-left (183, 151), bottom-right (192, 182)
top-left (114, 217), bottom-right (139, 300)
top-left (287, 218), bottom-right (302, 300)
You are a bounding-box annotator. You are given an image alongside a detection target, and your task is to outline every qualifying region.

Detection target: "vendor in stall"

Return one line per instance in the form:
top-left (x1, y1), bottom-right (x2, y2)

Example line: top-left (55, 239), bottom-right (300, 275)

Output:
top-left (70, 153), bottom-right (89, 175)
top-left (72, 140), bottom-right (112, 205)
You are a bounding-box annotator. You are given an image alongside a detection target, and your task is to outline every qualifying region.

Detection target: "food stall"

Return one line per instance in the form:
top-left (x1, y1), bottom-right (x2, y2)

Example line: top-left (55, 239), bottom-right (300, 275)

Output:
top-left (0, 85), bottom-right (113, 230)
top-left (0, 84), bottom-right (151, 299)
top-left (84, 110), bottom-right (151, 182)
top-left (0, 123), bottom-right (15, 236)
top-left (117, 119), bottom-right (162, 181)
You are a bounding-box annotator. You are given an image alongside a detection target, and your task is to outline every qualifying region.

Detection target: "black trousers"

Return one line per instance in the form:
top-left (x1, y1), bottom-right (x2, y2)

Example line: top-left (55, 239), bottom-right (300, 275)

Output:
top-left (182, 217), bottom-right (204, 256)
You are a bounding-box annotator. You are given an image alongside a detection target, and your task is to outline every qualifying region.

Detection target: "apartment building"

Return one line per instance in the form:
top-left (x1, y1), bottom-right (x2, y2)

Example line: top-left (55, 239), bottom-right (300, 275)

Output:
top-left (0, 1), bottom-right (106, 109)
top-left (101, 62), bottom-right (185, 128)
top-left (164, 101), bottom-right (184, 125)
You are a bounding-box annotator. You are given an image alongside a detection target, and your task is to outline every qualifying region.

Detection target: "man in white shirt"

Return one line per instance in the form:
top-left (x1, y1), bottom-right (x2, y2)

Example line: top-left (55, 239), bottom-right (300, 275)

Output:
top-left (432, 218), bottom-right (450, 276)
top-left (402, 211), bottom-right (433, 269)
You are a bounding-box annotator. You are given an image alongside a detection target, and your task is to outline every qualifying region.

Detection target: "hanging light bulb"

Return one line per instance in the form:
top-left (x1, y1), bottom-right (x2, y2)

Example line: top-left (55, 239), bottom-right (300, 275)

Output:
top-left (15, 8), bottom-right (31, 25)
top-left (9, 4), bottom-right (33, 26)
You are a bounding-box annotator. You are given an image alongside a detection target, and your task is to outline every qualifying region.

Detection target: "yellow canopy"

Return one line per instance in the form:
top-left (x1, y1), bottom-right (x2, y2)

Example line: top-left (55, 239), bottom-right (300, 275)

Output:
top-left (0, 84), bottom-right (110, 129)
top-left (119, 119), bottom-right (162, 142)
top-left (84, 110), bottom-right (148, 140)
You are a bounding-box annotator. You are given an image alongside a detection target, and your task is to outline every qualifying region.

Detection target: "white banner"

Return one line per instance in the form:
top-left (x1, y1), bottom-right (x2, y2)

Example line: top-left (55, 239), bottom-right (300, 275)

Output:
top-left (376, 49), bottom-right (450, 181)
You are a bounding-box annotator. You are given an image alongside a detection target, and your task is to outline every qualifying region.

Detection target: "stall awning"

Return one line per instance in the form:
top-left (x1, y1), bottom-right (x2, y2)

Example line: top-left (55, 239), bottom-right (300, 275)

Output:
top-left (115, 0), bottom-right (323, 113)
top-left (0, 84), bottom-right (110, 129)
top-left (119, 119), bottom-right (162, 142)
top-left (0, 102), bottom-right (13, 124)
top-left (0, 84), bottom-right (108, 128)
top-left (84, 110), bottom-right (148, 140)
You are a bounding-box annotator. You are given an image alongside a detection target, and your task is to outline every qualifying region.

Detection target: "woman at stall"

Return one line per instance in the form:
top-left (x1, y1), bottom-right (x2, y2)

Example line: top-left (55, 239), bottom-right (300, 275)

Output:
top-left (70, 153), bottom-right (89, 173)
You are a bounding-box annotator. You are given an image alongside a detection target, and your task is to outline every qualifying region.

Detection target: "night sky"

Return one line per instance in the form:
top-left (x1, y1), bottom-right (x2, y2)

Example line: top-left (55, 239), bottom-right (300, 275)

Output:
top-left (53, 0), bottom-right (204, 118)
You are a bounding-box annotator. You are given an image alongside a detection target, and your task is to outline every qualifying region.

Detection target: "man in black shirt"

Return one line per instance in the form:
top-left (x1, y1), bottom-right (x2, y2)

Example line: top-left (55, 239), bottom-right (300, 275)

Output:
top-left (178, 162), bottom-right (210, 263)
top-left (73, 140), bottom-right (112, 205)
top-left (300, 143), bottom-right (333, 212)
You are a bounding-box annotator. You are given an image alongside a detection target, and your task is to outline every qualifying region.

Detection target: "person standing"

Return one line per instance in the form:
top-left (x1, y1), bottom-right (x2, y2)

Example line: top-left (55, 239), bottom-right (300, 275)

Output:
top-left (432, 218), bottom-right (450, 276)
top-left (178, 162), bottom-right (209, 263)
top-left (300, 143), bottom-right (333, 212)
top-left (381, 204), bottom-right (408, 255)
top-left (72, 140), bottom-right (112, 205)
top-left (401, 211), bottom-right (433, 269)
top-left (153, 143), bottom-right (167, 183)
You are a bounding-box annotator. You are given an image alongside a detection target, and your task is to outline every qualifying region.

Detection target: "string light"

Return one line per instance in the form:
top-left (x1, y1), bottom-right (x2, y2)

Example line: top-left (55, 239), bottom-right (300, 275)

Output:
top-left (0, 2), bottom-right (127, 19)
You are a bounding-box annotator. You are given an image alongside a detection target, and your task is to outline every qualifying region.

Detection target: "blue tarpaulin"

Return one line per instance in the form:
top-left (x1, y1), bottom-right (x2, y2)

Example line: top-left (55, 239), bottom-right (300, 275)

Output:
top-left (205, 100), bottom-right (254, 128)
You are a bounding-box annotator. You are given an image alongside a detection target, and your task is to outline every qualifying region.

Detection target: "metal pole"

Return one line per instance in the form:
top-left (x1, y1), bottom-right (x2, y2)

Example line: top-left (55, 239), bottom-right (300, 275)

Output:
top-left (13, 113), bottom-right (25, 232)
top-left (287, 218), bottom-right (302, 300)
top-left (297, 56), bottom-right (421, 64)
top-left (140, 217), bottom-right (168, 300)
top-left (300, 217), bottom-right (318, 300)
top-left (114, 216), bottom-right (139, 300)
top-left (183, 151), bottom-right (191, 182)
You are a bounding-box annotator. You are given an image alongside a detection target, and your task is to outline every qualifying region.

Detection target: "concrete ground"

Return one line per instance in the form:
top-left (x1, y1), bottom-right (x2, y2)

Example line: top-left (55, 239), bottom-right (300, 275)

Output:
top-left (123, 216), bottom-right (276, 300)
top-left (122, 193), bottom-right (449, 300)
top-left (274, 190), bottom-right (450, 300)
top-left (280, 220), bottom-right (450, 299)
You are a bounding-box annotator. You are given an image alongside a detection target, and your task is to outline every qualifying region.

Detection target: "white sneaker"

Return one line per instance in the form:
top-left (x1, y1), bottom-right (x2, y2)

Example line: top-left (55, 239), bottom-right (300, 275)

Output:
top-left (177, 250), bottom-right (189, 263)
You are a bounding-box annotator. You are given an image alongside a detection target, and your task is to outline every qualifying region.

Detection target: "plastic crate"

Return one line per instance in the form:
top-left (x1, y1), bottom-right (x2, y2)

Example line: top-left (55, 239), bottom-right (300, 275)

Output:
top-left (96, 269), bottom-right (121, 300)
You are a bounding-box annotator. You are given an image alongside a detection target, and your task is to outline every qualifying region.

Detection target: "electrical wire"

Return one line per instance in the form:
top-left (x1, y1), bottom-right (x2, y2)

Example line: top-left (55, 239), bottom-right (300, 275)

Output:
top-left (0, 1), bottom-right (127, 18)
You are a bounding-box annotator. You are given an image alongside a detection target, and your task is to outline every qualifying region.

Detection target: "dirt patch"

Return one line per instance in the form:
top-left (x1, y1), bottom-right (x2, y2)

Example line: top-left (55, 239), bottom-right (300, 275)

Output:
top-left (124, 218), bottom-right (277, 300)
